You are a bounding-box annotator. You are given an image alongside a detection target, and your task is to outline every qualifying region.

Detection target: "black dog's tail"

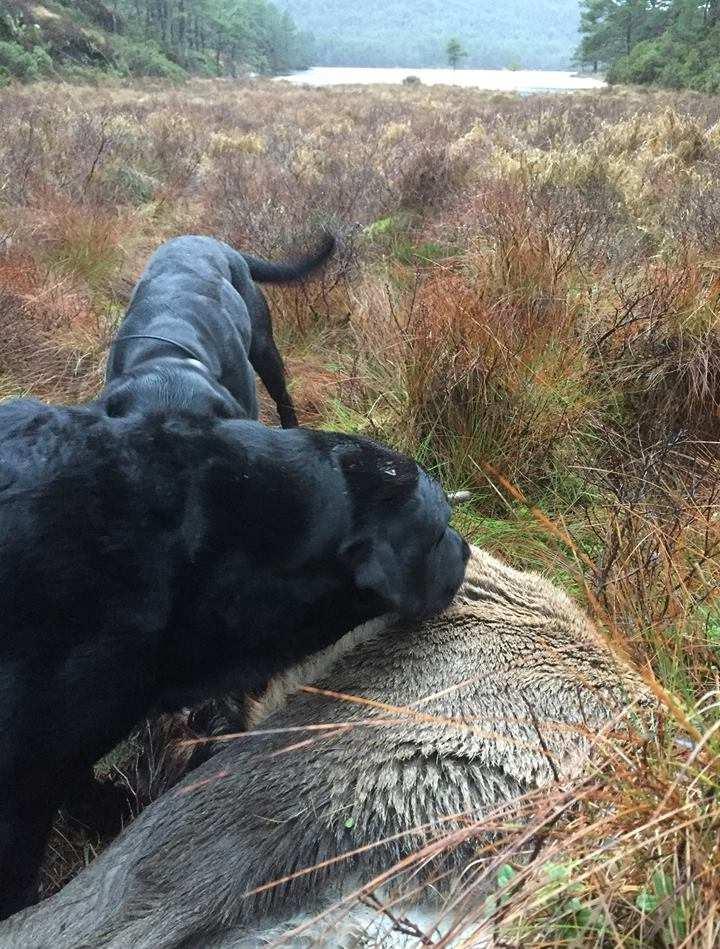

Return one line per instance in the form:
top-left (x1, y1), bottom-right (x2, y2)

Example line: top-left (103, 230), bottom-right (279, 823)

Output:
top-left (242, 231), bottom-right (335, 284)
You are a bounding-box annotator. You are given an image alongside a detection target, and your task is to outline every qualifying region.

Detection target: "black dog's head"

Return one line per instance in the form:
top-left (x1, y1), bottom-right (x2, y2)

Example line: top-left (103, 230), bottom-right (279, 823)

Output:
top-left (326, 433), bottom-right (470, 620)
top-left (172, 418), bottom-right (469, 696)
top-left (207, 421), bottom-right (469, 637)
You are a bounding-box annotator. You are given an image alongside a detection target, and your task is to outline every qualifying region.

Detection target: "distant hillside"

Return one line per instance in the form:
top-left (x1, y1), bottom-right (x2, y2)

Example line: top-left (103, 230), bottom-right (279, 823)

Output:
top-left (0, 0), bottom-right (312, 82)
top-left (278, 0), bottom-right (581, 68)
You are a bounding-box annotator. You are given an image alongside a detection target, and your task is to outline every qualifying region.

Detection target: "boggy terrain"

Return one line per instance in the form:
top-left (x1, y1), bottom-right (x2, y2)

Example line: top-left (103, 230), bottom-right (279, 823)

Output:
top-left (1, 77), bottom-right (719, 944)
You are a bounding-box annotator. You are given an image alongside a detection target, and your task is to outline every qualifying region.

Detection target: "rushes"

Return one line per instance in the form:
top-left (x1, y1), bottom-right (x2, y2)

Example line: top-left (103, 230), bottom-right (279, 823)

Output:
top-left (0, 77), bottom-right (719, 943)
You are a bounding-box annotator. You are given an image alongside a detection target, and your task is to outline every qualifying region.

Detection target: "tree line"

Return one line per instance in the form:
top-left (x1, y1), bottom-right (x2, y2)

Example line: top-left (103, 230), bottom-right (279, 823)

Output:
top-left (577, 0), bottom-right (720, 91)
top-left (115, 0), bottom-right (312, 75)
top-left (0, 0), bottom-right (312, 81)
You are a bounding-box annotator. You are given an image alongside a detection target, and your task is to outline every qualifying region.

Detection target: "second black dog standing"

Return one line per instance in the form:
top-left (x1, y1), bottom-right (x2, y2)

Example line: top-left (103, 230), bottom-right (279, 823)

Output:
top-left (102, 233), bottom-right (335, 426)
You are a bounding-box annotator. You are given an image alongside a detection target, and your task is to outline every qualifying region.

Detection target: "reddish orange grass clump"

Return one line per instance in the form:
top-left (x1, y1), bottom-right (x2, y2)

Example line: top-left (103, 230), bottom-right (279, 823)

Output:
top-left (0, 78), bottom-right (717, 943)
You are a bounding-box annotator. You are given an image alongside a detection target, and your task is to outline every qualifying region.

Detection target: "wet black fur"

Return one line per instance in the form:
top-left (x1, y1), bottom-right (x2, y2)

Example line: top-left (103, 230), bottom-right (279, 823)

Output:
top-left (101, 233), bottom-right (335, 427)
top-left (0, 398), bottom-right (468, 919)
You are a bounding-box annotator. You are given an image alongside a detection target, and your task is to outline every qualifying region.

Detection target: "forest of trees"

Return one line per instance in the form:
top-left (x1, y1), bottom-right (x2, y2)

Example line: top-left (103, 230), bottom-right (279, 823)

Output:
top-left (115, 0), bottom-right (312, 74)
top-left (278, 0), bottom-right (581, 69)
top-left (0, 0), bottom-right (312, 81)
top-left (577, 0), bottom-right (720, 91)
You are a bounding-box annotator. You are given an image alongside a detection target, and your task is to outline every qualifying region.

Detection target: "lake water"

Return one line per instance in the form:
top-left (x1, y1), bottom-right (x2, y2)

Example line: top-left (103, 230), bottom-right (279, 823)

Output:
top-left (274, 66), bottom-right (606, 94)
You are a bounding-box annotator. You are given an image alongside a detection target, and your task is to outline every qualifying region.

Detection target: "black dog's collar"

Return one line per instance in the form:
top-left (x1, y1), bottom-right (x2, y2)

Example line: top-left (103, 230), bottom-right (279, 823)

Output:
top-left (111, 334), bottom-right (204, 362)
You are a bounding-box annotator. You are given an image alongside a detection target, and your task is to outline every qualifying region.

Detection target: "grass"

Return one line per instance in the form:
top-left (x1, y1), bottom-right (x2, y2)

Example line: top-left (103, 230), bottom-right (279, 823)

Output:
top-left (1, 77), bottom-right (720, 942)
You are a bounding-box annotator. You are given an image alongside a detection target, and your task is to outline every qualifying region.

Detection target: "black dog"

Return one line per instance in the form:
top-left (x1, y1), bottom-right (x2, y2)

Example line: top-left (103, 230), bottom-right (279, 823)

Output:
top-left (101, 233), bottom-right (335, 426)
top-left (0, 398), bottom-right (469, 919)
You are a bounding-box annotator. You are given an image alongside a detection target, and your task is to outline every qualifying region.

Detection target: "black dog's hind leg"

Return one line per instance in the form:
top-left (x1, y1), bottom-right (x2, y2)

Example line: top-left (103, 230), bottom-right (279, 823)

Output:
top-left (0, 789), bottom-right (56, 920)
top-left (247, 291), bottom-right (299, 428)
top-left (250, 339), bottom-right (299, 428)
top-left (61, 769), bottom-right (133, 838)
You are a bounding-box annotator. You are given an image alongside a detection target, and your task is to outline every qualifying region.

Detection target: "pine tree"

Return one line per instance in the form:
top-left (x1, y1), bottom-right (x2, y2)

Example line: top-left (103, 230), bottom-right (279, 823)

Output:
top-left (446, 37), bottom-right (467, 69)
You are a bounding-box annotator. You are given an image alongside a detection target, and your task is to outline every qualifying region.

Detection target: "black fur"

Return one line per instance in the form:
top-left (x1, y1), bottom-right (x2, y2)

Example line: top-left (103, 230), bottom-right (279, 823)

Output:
top-left (0, 398), bottom-right (469, 919)
top-left (101, 233), bottom-right (335, 426)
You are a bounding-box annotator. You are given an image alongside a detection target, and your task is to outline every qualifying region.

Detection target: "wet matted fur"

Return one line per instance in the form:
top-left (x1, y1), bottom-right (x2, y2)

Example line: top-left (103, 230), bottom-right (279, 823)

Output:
top-left (1, 547), bottom-right (656, 947)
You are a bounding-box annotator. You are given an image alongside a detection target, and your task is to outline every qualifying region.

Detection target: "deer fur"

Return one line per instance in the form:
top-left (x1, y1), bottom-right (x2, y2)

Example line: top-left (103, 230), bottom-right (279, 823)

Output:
top-left (1, 546), bottom-right (654, 947)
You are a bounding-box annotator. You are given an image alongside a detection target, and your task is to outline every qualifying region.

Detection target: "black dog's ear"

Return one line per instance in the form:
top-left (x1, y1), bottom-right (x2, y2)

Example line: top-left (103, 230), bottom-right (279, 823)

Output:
top-left (339, 537), bottom-right (403, 609)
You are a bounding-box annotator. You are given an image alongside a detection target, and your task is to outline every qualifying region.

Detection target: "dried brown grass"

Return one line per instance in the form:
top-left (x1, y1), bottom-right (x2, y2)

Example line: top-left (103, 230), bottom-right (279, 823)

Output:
top-left (0, 78), bottom-right (718, 943)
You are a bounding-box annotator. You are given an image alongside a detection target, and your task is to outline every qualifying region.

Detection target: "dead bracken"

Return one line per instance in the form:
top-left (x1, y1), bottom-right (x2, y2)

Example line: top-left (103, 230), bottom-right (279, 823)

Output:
top-left (0, 77), bottom-right (718, 945)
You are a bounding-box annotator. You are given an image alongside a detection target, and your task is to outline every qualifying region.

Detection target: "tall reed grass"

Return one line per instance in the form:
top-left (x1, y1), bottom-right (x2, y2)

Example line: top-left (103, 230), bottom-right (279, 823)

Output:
top-left (1, 77), bottom-right (718, 943)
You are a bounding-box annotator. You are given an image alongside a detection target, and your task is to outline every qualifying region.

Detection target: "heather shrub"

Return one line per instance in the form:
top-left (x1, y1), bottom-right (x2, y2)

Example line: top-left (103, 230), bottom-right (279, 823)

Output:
top-left (0, 40), bottom-right (53, 80)
top-left (0, 79), bottom-right (718, 944)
